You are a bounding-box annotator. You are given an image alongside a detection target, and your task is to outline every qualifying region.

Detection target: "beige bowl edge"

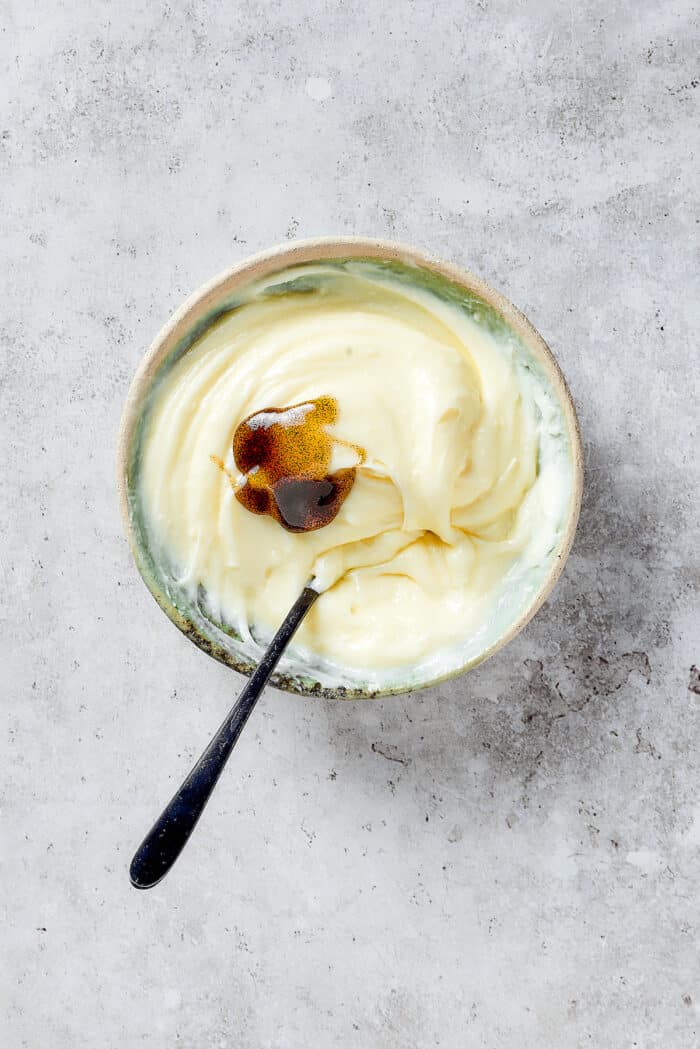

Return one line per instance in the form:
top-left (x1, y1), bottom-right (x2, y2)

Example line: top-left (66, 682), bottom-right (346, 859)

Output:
top-left (116, 236), bottom-right (584, 697)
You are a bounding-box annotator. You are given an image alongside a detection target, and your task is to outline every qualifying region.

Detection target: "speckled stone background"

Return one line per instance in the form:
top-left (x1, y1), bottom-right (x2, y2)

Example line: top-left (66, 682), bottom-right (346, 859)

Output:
top-left (3, 1), bottom-right (699, 1046)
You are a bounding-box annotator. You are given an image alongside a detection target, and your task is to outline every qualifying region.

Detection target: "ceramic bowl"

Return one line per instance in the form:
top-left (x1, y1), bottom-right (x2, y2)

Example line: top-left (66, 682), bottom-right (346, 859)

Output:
top-left (117, 238), bottom-right (582, 698)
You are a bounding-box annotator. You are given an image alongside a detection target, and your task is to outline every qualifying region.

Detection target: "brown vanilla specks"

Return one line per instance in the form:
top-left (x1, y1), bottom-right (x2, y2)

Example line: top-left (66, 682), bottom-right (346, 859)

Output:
top-left (231, 396), bottom-right (365, 532)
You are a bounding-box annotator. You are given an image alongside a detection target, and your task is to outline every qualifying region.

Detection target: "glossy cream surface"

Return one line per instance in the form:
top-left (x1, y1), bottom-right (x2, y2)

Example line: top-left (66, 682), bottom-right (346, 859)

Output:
top-left (138, 262), bottom-right (573, 684)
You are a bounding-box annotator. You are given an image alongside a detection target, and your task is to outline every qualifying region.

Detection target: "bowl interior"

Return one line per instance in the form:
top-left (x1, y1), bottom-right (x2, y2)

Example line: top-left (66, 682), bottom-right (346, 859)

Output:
top-left (118, 239), bottom-right (582, 698)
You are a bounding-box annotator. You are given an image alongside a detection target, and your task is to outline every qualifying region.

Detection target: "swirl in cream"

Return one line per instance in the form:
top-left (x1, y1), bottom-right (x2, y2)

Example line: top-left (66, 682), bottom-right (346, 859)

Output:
top-left (138, 262), bottom-right (573, 679)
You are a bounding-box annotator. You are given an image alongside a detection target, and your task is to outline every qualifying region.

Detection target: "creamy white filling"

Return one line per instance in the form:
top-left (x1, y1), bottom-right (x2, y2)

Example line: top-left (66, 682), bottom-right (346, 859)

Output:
top-left (138, 263), bottom-right (573, 684)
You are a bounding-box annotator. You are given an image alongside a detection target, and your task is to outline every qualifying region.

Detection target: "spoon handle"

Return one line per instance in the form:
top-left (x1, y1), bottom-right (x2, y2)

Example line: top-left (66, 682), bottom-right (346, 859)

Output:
top-left (129, 585), bottom-right (319, 889)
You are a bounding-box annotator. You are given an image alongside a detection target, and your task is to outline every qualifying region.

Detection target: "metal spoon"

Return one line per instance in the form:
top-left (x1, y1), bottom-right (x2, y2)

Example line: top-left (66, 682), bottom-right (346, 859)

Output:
top-left (129, 585), bottom-right (319, 889)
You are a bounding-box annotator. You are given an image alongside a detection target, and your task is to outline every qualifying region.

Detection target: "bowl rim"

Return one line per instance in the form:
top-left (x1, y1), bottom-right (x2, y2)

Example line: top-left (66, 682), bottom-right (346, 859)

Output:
top-left (117, 236), bottom-right (583, 699)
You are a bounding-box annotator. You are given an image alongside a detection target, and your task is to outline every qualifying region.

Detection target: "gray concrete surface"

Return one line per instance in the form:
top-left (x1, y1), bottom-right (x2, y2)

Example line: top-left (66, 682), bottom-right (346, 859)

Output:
top-left (2, 1), bottom-right (699, 1046)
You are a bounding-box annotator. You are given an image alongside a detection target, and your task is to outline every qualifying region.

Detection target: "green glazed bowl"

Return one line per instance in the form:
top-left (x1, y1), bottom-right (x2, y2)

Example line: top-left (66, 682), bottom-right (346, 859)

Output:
top-left (117, 238), bottom-right (583, 698)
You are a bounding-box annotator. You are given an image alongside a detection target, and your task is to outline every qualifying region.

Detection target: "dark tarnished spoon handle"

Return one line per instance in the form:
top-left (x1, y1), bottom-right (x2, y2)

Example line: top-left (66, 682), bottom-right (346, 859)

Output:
top-left (129, 586), bottom-right (319, 890)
